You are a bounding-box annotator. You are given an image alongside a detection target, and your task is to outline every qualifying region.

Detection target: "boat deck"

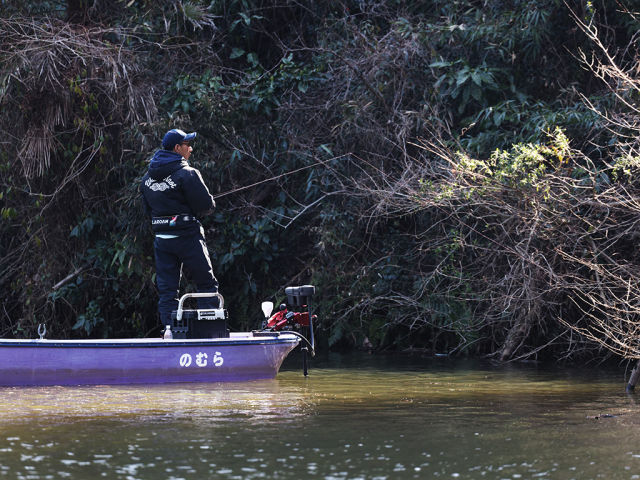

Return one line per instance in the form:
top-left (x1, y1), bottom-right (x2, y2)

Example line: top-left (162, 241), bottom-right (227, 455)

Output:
top-left (0, 331), bottom-right (298, 347)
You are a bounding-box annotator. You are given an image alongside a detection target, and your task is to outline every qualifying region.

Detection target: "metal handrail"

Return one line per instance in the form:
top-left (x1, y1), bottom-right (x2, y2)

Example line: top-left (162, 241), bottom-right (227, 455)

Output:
top-left (176, 292), bottom-right (225, 321)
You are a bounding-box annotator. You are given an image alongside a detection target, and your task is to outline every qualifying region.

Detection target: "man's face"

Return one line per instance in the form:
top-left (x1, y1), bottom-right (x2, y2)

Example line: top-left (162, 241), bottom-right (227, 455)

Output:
top-left (175, 141), bottom-right (193, 160)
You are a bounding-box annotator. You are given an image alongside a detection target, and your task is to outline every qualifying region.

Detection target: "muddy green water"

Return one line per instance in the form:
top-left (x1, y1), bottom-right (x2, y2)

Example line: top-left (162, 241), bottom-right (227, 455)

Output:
top-left (0, 353), bottom-right (640, 479)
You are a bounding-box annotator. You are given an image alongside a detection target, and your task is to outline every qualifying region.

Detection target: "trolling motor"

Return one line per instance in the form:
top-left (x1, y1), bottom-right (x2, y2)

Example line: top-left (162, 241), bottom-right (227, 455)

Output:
top-left (260, 285), bottom-right (317, 376)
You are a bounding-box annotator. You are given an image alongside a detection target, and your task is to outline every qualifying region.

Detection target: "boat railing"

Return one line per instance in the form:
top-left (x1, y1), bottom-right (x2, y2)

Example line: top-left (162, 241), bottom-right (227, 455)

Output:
top-left (175, 292), bottom-right (225, 321)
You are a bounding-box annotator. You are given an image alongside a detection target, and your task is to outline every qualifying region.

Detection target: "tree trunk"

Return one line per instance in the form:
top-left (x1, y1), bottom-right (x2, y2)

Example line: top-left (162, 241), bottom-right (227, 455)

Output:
top-left (626, 359), bottom-right (640, 392)
top-left (500, 316), bottom-right (529, 362)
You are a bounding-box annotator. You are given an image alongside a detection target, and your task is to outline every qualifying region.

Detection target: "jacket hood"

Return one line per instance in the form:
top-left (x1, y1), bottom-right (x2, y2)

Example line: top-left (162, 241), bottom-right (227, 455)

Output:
top-left (149, 150), bottom-right (186, 180)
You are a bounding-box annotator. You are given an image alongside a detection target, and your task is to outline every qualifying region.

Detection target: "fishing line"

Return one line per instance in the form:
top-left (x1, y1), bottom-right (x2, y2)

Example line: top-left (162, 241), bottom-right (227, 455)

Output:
top-left (210, 147), bottom-right (549, 270)
top-left (350, 152), bottom-right (549, 271)
top-left (211, 154), bottom-right (348, 200)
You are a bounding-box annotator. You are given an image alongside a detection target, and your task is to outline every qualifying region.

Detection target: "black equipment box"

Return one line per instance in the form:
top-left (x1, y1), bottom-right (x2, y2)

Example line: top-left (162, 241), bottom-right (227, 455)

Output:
top-left (285, 285), bottom-right (315, 307)
top-left (169, 309), bottom-right (230, 339)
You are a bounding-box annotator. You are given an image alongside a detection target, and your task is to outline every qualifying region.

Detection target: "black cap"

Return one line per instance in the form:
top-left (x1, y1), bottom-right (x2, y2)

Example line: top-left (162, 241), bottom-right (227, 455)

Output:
top-left (162, 129), bottom-right (197, 150)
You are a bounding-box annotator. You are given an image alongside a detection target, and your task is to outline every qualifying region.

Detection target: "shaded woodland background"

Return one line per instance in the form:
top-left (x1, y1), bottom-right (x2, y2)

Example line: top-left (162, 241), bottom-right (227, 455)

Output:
top-left (3, 0), bottom-right (640, 363)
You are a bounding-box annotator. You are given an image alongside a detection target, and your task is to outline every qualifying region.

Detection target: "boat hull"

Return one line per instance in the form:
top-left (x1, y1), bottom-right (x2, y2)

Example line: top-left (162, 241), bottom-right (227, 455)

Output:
top-left (0, 333), bottom-right (299, 386)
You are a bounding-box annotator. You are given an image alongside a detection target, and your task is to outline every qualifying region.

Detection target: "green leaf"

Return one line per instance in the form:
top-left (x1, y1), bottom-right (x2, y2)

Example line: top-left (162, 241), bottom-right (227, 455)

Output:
top-left (220, 252), bottom-right (234, 265)
top-left (320, 144), bottom-right (333, 156)
top-left (328, 321), bottom-right (345, 346)
top-left (434, 73), bottom-right (448, 88)
top-left (182, 2), bottom-right (204, 21)
top-left (456, 71), bottom-right (470, 87)
top-left (83, 217), bottom-right (95, 233)
top-left (470, 86), bottom-right (483, 102)
top-left (429, 61), bottom-right (451, 68)
top-left (230, 47), bottom-right (245, 59)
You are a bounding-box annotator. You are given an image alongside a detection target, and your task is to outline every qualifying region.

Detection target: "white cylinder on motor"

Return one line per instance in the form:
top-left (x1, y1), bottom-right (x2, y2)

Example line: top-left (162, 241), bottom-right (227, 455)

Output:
top-left (261, 301), bottom-right (274, 318)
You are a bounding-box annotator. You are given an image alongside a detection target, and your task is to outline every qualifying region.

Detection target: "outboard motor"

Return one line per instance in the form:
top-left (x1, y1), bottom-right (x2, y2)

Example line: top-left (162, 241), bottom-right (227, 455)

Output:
top-left (261, 285), bottom-right (317, 376)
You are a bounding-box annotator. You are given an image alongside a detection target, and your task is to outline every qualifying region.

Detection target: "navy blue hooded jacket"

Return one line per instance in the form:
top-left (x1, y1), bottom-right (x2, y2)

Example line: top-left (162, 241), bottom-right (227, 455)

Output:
top-left (141, 150), bottom-right (215, 236)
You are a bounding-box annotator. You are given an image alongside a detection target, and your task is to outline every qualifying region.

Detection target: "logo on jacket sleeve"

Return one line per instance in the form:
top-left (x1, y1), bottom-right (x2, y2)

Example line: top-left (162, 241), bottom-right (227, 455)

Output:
top-left (145, 176), bottom-right (177, 192)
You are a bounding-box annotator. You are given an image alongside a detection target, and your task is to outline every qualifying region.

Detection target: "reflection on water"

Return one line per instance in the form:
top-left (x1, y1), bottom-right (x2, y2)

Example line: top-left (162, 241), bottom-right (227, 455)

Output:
top-left (1, 353), bottom-right (640, 479)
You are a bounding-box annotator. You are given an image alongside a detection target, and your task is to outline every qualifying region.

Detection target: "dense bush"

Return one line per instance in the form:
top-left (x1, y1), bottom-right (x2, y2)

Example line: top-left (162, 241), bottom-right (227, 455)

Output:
top-left (2, 0), bottom-right (640, 362)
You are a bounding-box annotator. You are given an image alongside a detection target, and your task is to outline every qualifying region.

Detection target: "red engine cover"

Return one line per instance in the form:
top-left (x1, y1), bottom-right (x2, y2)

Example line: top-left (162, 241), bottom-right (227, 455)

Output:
top-left (266, 310), bottom-right (309, 330)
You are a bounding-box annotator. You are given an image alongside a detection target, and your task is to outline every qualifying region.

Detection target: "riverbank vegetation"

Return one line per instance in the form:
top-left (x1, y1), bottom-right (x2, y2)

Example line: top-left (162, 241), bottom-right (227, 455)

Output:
top-left (2, 0), bottom-right (640, 362)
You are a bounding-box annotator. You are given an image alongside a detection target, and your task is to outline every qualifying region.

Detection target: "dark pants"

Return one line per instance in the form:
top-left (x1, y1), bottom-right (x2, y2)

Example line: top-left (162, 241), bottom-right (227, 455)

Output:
top-left (154, 233), bottom-right (219, 326)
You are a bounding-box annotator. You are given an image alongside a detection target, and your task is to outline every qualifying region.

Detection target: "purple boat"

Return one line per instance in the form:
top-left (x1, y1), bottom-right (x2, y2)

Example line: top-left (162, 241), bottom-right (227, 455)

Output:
top-left (0, 286), bottom-right (316, 387)
top-left (0, 333), bottom-right (300, 386)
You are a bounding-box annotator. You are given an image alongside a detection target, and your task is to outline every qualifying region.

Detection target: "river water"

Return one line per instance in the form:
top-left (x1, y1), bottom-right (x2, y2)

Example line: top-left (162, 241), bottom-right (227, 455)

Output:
top-left (0, 352), bottom-right (639, 479)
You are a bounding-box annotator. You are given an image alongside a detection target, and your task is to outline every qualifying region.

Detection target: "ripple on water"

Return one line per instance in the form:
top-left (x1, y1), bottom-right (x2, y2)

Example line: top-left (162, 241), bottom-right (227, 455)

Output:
top-left (0, 353), bottom-right (637, 479)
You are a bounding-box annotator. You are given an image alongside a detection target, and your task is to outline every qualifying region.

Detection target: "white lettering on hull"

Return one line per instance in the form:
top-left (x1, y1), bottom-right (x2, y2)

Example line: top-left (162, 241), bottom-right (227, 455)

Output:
top-left (179, 352), bottom-right (224, 368)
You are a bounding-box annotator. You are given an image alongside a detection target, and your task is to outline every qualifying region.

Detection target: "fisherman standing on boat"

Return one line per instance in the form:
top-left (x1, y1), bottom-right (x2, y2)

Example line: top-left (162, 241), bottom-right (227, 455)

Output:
top-left (140, 129), bottom-right (220, 328)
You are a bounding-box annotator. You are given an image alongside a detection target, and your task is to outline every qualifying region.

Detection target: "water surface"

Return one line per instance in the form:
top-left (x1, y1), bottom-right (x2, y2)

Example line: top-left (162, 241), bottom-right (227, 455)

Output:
top-left (0, 353), bottom-right (639, 479)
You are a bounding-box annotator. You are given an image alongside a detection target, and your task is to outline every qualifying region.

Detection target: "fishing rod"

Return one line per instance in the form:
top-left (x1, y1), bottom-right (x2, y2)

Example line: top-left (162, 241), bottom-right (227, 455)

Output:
top-left (211, 154), bottom-right (347, 200)
top-left (210, 149), bottom-right (544, 270)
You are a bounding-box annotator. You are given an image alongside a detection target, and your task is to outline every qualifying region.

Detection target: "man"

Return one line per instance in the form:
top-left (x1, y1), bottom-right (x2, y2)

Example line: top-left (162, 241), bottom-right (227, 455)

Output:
top-left (141, 128), bottom-right (220, 328)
